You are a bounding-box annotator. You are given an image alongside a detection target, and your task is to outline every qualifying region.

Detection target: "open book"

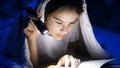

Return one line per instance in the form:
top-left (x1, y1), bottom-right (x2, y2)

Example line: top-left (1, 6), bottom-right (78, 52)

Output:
top-left (47, 59), bottom-right (114, 68)
top-left (77, 59), bottom-right (114, 68)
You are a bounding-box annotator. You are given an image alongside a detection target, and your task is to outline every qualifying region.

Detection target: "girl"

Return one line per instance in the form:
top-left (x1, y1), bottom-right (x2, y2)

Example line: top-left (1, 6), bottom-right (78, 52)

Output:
top-left (24, 0), bottom-right (109, 68)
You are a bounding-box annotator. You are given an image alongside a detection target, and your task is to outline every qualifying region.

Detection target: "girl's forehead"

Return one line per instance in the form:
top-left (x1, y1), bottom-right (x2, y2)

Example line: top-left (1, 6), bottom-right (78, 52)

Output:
top-left (50, 7), bottom-right (78, 16)
top-left (54, 7), bottom-right (77, 13)
top-left (52, 11), bottom-right (79, 23)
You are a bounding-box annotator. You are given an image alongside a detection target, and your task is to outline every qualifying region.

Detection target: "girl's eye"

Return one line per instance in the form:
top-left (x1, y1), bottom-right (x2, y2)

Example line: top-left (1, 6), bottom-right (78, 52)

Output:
top-left (56, 21), bottom-right (62, 24)
top-left (70, 22), bottom-right (75, 24)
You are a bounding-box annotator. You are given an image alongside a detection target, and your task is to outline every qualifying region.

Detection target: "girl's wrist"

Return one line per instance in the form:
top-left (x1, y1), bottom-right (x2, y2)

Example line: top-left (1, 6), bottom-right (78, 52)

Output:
top-left (27, 36), bottom-right (37, 41)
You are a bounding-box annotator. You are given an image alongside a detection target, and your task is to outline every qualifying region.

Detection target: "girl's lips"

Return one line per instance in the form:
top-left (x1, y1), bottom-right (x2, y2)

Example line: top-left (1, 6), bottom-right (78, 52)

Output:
top-left (57, 34), bottom-right (64, 37)
top-left (48, 32), bottom-right (65, 38)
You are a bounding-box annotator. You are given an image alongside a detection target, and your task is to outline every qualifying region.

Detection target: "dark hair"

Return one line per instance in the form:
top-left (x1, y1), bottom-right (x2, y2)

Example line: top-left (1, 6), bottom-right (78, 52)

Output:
top-left (45, 0), bottom-right (84, 17)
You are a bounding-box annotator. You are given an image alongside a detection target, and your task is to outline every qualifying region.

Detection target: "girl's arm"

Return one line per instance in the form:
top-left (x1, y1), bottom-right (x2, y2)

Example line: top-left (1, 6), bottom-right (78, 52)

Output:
top-left (24, 20), bottom-right (38, 68)
top-left (27, 37), bottom-right (38, 68)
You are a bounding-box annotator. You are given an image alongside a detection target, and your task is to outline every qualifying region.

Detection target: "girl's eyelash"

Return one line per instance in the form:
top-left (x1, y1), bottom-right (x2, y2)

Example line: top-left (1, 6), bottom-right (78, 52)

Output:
top-left (56, 21), bottom-right (62, 24)
top-left (71, 22), bottom-right (74, 24)
top-left (70, 22), bottom-right (75, 24)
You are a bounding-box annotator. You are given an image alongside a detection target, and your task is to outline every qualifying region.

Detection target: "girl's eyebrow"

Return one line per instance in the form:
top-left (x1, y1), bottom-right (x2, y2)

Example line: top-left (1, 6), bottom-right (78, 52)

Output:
top-left (73, 19), bottom-right (79, 23)
top-left (53, 16), bottom-right (79, 23)
top-left (53, 16), bottom-right (64, 22)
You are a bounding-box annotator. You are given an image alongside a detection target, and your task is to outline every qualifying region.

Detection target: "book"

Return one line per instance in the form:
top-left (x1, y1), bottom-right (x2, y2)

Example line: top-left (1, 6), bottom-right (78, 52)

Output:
top-left (47, 59), bottom-right (114, 68)
top-left (77, 59), bottom-right (114, 68)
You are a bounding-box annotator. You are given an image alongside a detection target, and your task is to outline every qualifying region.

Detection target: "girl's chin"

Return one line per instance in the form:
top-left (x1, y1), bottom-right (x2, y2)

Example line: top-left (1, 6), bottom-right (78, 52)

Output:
top-left (54, 36), bottom-right (63, 40)
top-left (48, 32), bottom-right (64, 40)
top-left (53, 35), bottom-right (64, 40)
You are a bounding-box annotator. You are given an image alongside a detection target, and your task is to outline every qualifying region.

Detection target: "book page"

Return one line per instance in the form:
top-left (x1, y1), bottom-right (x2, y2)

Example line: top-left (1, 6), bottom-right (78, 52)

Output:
top-left (47, 59), bottom-right (114, 68)
top-left (77, 59), bottom-right (114, 68)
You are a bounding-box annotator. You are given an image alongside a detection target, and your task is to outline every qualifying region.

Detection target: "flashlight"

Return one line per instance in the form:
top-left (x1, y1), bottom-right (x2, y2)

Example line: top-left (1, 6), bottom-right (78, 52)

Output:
top-left (32, 19), bottom-right (48, 35)
top-left (25, 7), bottom-right (48, 35)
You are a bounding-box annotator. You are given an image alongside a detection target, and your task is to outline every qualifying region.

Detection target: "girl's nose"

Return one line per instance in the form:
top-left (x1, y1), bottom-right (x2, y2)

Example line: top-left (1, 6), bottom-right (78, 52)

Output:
top-left (60, 26), bottom-right (69, 35)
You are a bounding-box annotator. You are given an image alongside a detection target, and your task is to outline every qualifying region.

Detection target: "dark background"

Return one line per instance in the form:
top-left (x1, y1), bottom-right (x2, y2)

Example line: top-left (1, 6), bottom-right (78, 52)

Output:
top-left (87, 0), bottom-right (120, 34)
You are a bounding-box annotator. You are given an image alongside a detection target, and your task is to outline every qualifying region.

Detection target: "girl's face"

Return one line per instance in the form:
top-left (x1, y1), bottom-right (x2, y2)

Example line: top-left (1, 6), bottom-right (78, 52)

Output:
top-left (45, 8), bottom-right (79, 40)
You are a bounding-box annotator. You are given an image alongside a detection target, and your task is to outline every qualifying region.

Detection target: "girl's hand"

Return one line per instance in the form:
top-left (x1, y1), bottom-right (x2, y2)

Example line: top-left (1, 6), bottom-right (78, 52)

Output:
top-left (57, 54), bottom-right (80, 68)
top-left (24, 20), bottom-right (38, 40)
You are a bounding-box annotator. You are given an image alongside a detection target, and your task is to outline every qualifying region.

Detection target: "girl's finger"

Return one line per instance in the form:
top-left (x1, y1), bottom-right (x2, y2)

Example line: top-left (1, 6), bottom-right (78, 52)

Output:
top-left (24, 28), bottom-right (31, 37)
top-left (57, 54), bottom-right (69, 67)
top-left (65, 55), bottom-right (69, 68)
top-left (30, 20), bottom-right (38, 30)
top-left (76, 59), bottom-right (80, 66)
top-left (28, 22), bottom-right (34, 30)
top-left (26, 25), bottom-right (33, 32)
top-left (24, 27), bottom-right (31, 32)
top-left (69, 55), bottom-right (75, 68)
